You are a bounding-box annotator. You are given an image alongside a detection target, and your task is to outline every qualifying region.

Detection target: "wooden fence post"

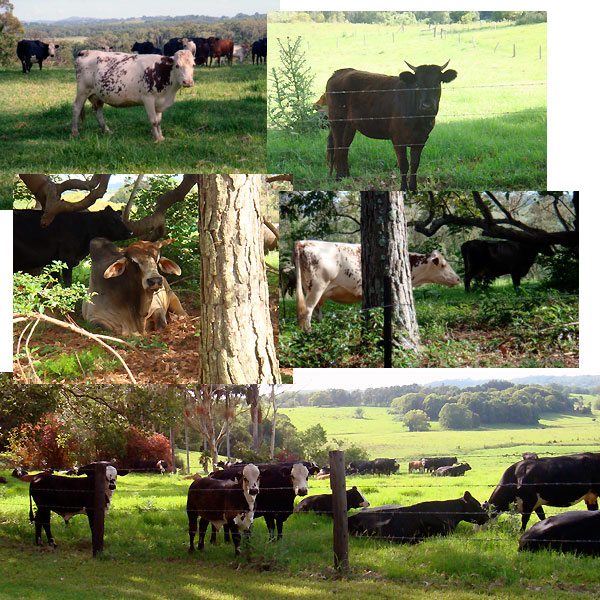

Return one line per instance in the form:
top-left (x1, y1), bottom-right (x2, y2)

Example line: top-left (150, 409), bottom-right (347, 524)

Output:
top-left (513, 43), bottom-right (516, 57)
top-left (383, 276), bottom-right (392, 368)
top-left (330, 450), bottom-right (349, 572)
top-left (92, 462), bottom-right (106, 557)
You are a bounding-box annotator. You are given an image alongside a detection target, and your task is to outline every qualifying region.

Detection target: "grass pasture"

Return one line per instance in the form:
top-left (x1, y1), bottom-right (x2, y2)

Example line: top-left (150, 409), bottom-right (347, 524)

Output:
top-left (267, 21), bottom-right (547, 190)
top-left (0, 63), bottom-right (266, 175)
top-left (2, 412), bottom-right (600, 599)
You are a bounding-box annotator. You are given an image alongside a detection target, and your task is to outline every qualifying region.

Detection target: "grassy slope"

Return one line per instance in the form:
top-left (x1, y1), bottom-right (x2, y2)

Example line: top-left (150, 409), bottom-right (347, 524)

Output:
top-left (267, 21), bottom-right (546, 189)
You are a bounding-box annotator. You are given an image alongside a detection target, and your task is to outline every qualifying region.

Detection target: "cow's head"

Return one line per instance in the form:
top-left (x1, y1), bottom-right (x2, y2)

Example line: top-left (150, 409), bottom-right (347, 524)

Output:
top-left (103, 239), bottom-right (181, 293)
top-left (172, 49), bottom-right (195, 88)
top-left (240, 464), bottom-right (260, 510)
top-left (47, 42), bottom-right (58, 57)
top-left (290, 463), bottom-right (309, 496)
top-left (399, 60), bottom-right (457, 116)
top-left (411, 250), bottom-right (461, 287)
top-left (461, 491), bottom-right (489, 526)
top-left (99, 207), bottom-right (134, 241)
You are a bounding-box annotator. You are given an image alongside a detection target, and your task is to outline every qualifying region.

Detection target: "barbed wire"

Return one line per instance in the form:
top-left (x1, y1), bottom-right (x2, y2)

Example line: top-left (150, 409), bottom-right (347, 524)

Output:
top-left (321, 82), bottom-right (546, 94)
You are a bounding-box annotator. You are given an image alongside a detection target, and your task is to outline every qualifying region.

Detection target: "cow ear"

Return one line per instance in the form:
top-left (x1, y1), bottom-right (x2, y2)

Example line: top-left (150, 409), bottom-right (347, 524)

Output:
top-left (464, 491), bottom-right (473, 501)
top-left (158, 257), bottom-right (181, 275)
top-left (399, 71), bottom-right (416, 84)
top-left (441, 69), bottom-right (457, 83)
top-left (156, 239), bottom-right (174, 249)
top-left (104, 257), bottom-right (128, 278)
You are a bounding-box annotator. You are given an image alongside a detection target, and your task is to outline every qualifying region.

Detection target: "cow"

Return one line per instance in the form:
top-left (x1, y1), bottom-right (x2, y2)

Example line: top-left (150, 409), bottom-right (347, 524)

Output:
top-left (210, 462), bottom-right (309, 540)
top-left (313, 93), bottom-right (328, 128)
top-left (163, 38), bottom-right (186, 56)
top-left (485, 454), bottom-right (600, 530)
top-left (316, 466), bottom-right (331, 480)
top-left (280, 265), bottom-right (296, 299)
top-left (190, 37), bottom-right (211, 66)
top-left (432, 463), bottom-right (471, 477)
top-left (131, 41), bottom-right (161, 55)
top-left (16, 40), bottom-right (59, 73)
top-left (28, 464), bottom-right (121, 547)
top-left (421, 457), bottom-right (458, 472)
top-left (294, 240), bottom-right (461, 331)
top-left (13, 207), bottom-right (133, 287)
top-left (264, 223), bottom-right (279, 253)
top-left (294, 486), bottom-right (369, 515)
top-left (461, 240), bottom-right (554, 293)
top-left (127, 459), bottom-right (169, 474)
top-left (348, 491), bottom-right (488, 542)
top-left (187, 463), bottom-right (260, 556)
top-left (71, 50), bottom-right (195, 142)
top-left (210, 38), bottom-right (234, 67)
top-left (408, 461), bottom-right (424, 473)
top-left (518, 511), bottom-right (600, 556)
top-left (252, 38), bottom-right (267, 64)
top-left (522, 452), bottom-right (539, 460)
top-left (326, 61), bottom-right (457, 189)
top-left (81, 238), bottom-right (187, 336)
top-left (348, 460), bottom-right (375, 475)
top-left (232, 44), bottom-right (251, 63)
top-left (372, 458), bottom-right (399, 475)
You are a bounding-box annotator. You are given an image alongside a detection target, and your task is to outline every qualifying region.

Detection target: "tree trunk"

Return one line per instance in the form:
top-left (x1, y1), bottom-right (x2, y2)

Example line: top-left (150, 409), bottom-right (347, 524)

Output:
top-left (197, 174), bottom-right (280, 383)
top-left (270, 384), bottom-right (277, 460)
top-left (184, 419), bottom-right (190, 474)
top-left (361, 190), bottom-right (420, 351)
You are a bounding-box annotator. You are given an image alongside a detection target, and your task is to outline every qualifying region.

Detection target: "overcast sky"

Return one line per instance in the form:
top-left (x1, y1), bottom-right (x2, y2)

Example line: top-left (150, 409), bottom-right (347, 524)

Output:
top-left (14, 0), bottom-right (276, 21)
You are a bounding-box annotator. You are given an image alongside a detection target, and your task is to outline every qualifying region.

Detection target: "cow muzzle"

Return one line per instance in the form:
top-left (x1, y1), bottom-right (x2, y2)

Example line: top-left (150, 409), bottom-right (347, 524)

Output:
top-left (182, 80), bottom-right (194, 88)
top-left (296, 487), bottom-right (308, 496)
top-left (146, 277), bottom-right (163, 291)
top-left (108, 482), bottom-right (116, 490)
top-left (248, 488), bottom-right (259, 496)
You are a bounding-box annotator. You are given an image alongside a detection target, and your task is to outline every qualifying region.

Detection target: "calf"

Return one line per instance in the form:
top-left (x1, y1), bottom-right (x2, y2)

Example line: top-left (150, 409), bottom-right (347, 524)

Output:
top-left (408, 461), bottom-right (424, 474)
top-left (82, 238), bottom-right (187, 336)
top-left (28, 464), bottom-right (120, 547)
top-left (433, 463), bottom-right (471, 477)
top-left (348, 491), bottom-right (488, 542)
top-left (187, 464), bottom-right (260, 556)
top-left (294, 486), bottom-right (369, 516)
top-left (71, 50), bottom-right (195, 142)
top-left (17, 39), bottom-right (59, 73)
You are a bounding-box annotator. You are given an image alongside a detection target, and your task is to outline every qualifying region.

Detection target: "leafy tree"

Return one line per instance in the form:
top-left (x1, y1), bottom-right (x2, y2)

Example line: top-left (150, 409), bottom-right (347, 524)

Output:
top-left (0, 1), bottom-right (24, 66)
top-left (390, 393), bottom-right (426, 415)
top-left (439, 403), bottom-right (475, 430)
top-left (299, 423), bottom-right (328, 462)
top-left (403, 410), bottom-right (430, 432)
top-left (422, 393), bottom-right (447, 419)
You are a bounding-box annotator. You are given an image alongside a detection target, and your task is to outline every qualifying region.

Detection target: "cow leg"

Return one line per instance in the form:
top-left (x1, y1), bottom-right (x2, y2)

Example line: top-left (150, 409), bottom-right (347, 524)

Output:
top-left (91, 99), bottom-right (112, 134)
top-left (168, 293), bottom-right (188, 317)
top-left (408, 144), bottom-right (425, 192)
top-left (264, 515), bottom-right (276, 541)
top-left (276, 518), bottom-right (284, 541)
top-left (535, 507), bottom-right (546, 521)
top-left (38, 59), bottom-right (43, 70)
top-left (334, 126), bottom-right (356, 179)
top-left (511, 273), bottom-right (522, 288)
top-left (392, 141), bottom-right (409, 190)
top-left (71, 88), bottom-right (90, 136)
top-left (188, 513), bottom-right (197, 552)
top-left (209, 523), bottom-right (218, 544)
top-left (464, 274), bottom-right (472, 293)
top-left (223, 523), bottom-right (231, 543)
top-left (142, 98), bottom-right (164, 142)
top-left (229, 523), bottom-right (242, 555)
top-left (197, 517), bottom-right (209, 551)
top-left (36, 508), bottom-right (55, 547)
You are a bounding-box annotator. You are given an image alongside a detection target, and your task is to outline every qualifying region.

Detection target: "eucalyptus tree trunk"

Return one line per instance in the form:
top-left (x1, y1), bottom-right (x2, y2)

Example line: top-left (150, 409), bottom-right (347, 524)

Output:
top-left (361, 190), bottom-right (420, 351)
top-left (197, 175), bottom-right (280, 383)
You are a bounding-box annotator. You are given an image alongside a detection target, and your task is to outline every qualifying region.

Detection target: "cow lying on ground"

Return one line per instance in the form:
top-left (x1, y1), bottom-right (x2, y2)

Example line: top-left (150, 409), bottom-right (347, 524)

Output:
top-left (28, 464), bottom-right (121, 547)
top-left (433, 463), bottom-right (471, 477)
top-left (422, 457), bottom-right (458, 472)
top-left (294, 240), bottom-right (461, 331)
top-left (187, 464), bottom-right (260, 556)
top-left (71, 49), bottom-right (195, 142)
top-left (294, 486), bottom-right (369, 516)
top-left (17, 39), bottom-right (59, 73)
top-left (13, 208), bottom-right (133, 286)
top-left (348, 492), bottom-right (488, 542)
top-left (484, 453), bottom-right (600, 530)
top-left (326, 61), bottom-right (457, 190)
top-left (82, 238), bottom-right (187, 336)
top-left (518, 511), bottom-right (600, 556)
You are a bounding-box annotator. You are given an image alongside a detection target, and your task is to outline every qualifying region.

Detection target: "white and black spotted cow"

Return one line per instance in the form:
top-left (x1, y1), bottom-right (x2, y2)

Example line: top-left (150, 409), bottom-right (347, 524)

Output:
top-left (71, 50), bottom-right (195, 142)
top-left (293, 240), bottom-right (461, 331)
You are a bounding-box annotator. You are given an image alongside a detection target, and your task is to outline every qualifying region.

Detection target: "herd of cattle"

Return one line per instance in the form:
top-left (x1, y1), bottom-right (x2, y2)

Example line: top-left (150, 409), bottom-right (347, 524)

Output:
top-left (7, 452), bottom-right (600, 557)
top-left (284, 238), bottom-right (552, 331)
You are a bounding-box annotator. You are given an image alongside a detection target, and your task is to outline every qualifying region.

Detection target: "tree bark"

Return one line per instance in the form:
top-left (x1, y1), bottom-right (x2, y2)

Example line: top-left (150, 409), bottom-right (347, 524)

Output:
top-left (361, 190), bottom-right (420, 351)
top-left (269, 384), bottom-right (277, 459)
top-left (197, 175), bottom-right (280, 383)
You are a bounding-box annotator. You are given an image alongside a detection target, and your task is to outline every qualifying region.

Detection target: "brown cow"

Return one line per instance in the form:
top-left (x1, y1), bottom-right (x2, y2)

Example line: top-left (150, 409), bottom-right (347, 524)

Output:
top-left (82, 237), bottom-right (187, 336)
top-left (325, 61), bottom-right (457, 190)
top-left (210, 38), bottom-right (234, 66)
top-left (408, 461), bottom-right (424, 473)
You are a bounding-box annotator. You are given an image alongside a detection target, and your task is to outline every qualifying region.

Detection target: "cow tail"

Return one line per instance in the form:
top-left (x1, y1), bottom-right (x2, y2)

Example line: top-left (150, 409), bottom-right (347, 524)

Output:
top-left (326, 130), bottom-right (334, 176)
top-left (29, 487), bottom-right (34, 522)
top-left (294, 242), bottom-right (307, 329)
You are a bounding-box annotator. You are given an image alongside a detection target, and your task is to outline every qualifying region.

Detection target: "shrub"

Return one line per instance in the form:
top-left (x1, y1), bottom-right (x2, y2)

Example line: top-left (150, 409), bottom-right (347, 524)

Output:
top-left (403, 410), bottom-right (431, 432)
top-left (125, 427), bottom-right (171, 462)
top-left (439, 403), bottom-right (475, 430)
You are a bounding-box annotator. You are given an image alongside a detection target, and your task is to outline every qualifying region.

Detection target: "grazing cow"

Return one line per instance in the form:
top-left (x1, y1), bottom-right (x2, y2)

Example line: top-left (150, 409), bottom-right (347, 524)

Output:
top-left (252, 38), bottom-right (267, 64)
top-left (28, 464), bottom-right (121, 547)
top-left (232, 44), bottom-right (251, 63)
top-left (13, 208), bottom-right (133, 287)
top-left (372, 458), bottom-right (399, 475)
top-left (211, 462), bottom-right (309, 540)
top-left (433, 463), bottom-right (471, 477)
top-left (127, 459), bottom-right (169, 474)
top-left (294, 486), bottom-right (369, 515)
top-left (421, 457), bottom-right (458, 472)
top-left (348, 460), bottom-right (375, 475)
top-left (187, 464), bottom-right (260, 556)
top-left (71, 49), bottom-right (195, 142)
top-left (408, 461), bottom-right (424, 473)
top-left (326, 61), bottom-right (457, 189)
top-left (131, 41), bottom-right (161, 55)
top-left (17, 39), bottom-right (59, 73)
top-left (294, 240), bottom-right (460, 331)
top-left (518, 511), bottom-right (600, 556)
top-left (484, 453), bottom-right (600, 530)
top-left (263, 223), bottom-right (279, 253)
top-left (348, 492), bottom-right (488, 542)
top-left (82, 238), bottom-right (187, 336)
top-left (210, 38), bottom-right (234, 66)
top-left (461, 240), bottom-right (554, 293)
top-left (522, 452), bottom-right (539, 460)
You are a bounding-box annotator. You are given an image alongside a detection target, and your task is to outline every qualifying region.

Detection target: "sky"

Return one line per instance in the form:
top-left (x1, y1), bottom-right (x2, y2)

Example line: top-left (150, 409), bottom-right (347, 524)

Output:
top-left (13, 0), bottom-right (276, 21)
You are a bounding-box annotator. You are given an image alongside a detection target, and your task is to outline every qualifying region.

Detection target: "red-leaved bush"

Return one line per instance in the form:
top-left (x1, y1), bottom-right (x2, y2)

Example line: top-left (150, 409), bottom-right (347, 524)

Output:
top-left (125, 427), bottom-right (171, 463)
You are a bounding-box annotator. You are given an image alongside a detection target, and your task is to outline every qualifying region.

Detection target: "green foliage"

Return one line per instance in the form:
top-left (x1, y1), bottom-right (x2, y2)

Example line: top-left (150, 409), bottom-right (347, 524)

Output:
top-left (402, 409), bottom-right (431, 432)
top-left (298, 423), bottom-right (328, 463)
top-left (439, 403), bottom-right (475, 430)
top-left (353, 407), bottom-right (365, 419)
top-left (389, 393), bottom-right (426, 415)
top-left (0, 1), bottom-right (24, 67)
top-left (36, 346), bottom-right (118, 380)
top-left (538, 246), bottom-right (579, 292)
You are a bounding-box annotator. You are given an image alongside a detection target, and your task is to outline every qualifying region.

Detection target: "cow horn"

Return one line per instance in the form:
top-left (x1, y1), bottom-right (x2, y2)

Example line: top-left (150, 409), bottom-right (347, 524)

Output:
top-left (405, 61), bottom-right (417, 72)
top-left (440, 59), bottom-right (451, 70)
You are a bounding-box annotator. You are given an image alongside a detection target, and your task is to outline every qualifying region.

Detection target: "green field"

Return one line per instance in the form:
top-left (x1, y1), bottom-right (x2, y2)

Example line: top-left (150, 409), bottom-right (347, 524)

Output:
top-left (267, 21), bottom-right (546, 190)
top-left (2, 410), bottom-right (600, 599)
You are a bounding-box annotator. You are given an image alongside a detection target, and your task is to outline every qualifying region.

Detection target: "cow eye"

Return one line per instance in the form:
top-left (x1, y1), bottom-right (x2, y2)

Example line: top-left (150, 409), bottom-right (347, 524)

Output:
top-left (176, 65), bottom-right (179, 68)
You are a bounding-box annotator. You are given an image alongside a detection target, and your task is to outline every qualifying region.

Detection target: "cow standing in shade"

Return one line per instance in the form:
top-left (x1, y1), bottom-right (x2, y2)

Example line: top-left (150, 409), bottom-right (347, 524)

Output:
top-left (71, 50), bottom-right (195, 142)
top-left (326, 61), bottom-right (457, 189)
top-left (17, 40), bottom-right (59, 73)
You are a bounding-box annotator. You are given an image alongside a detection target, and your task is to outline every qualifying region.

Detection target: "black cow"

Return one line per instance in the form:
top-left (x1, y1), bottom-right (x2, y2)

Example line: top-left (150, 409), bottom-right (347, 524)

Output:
top-left (484, 453), bottom-right (600, 530)
top-left (17, 39), bottom-right (59, 73)
top-left (163, 38), bottom-right (183, 56)
top-left (14, 208), bottom-right (133, 286)
top-left (421, 457), bottom-right (457, 472)
top-left (28, 464), bottom-right (120, 547)
top-left (294, 486), bottom-right (369, 516)
top-left (518, 511), bottom-right (600, 556)
top-left (326, 61), bottom-right (457, 190)
top-left (191, 37), bottom-right (211, 65)
top-left (187, 464), bottom-right (260, 556)
top-left (0, 476), bottom-right (7, 484)
top-left (278, 460), bottom-right (320, 476)
top-left (372, 458), bottom-right (399, 475)
top-left (252, 38), bottom-right (266, 64)
top-left (131, 41), bottom-right (161, 54)
top-left (348, 492), bottom-right (488, 542)
top-left (348, 460), bottom-right (374, 474)
top-left (461, 240), bottom-right (554, 293)
top-left (127, 459), bottom-right (169, 474)
top-left (433, 463), bottom-right (471, 477)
